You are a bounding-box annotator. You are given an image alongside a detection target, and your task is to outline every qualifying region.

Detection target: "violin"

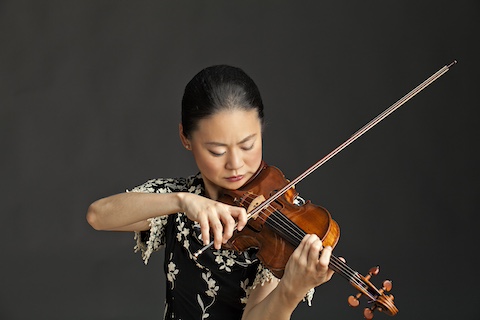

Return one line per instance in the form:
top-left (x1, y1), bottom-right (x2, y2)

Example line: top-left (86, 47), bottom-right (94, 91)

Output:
top-left (219, 161), bottom-right (397, 319)
top-left (195, 61), bottom-right (457, 318)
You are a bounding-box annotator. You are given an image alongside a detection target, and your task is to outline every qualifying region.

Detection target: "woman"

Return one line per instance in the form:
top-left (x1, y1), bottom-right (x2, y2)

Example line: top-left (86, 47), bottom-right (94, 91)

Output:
top-left (86, 65), bottom-right (334, 319)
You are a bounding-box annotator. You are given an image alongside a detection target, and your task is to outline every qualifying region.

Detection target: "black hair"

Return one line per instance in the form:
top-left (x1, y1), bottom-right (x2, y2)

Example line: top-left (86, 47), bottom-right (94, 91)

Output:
top-left (181, 65), bottom-right (264, 138)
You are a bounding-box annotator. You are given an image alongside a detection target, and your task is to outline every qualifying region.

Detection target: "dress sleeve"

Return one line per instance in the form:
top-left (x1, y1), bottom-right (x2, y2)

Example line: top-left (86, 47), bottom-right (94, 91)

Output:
top-left (241, 263), bottom-right (279, 305)
top-left (133, 216), bottom-right (169, 264)
top-left (127, 178), bottom-right (175, 264)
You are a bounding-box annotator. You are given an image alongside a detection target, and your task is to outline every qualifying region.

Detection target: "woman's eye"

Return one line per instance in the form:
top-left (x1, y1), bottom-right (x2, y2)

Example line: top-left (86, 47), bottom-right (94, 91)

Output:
top-left (209, 150), bottom-right (225, 157)
top-left (242, 144), bottom-right (254, 151)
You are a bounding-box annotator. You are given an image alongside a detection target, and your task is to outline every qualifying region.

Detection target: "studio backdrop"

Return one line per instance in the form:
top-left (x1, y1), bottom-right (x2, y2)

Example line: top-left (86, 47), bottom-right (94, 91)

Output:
top-left (1, 1), bottom-right (478, 319)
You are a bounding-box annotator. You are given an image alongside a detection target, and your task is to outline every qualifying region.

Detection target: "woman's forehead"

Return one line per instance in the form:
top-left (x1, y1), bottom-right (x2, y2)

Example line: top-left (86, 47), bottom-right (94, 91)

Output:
top-left (193, 109), bottom-right (262, 143)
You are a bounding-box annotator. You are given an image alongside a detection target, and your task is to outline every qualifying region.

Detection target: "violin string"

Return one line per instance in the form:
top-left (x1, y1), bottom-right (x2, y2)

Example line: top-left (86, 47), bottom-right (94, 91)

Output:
top-left (243, 193), bottom-right (309, 242)
top-left (241, 193), bottom-right (373, 297)
top-left (265, 210), bottom-right (375, 299)
top-left (265, 209), bottom-right (359, 281)
top-left (240, 204), bottom-right (376, 300)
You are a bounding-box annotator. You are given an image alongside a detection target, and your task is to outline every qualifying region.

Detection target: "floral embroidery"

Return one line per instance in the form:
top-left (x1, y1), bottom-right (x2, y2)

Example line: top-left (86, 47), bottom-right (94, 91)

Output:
top-left (176, 214), bottom-right (191, 250)
top-left (203, 271), bottom-right (219, 297)
top-left (197, 271), bottom-right (219, 319)
top-left (239, 278), bottom-right (250, 305)
top-left (129, 173), bottom-right (314, 319)
top-left (133, 215), bottom-right (169, 264)
top-left (166, 253), bottom-right (179, 289)
top-left (242, 264), bottom-right (279, 304)
top-left (213, 250), bottom-right (236, 272)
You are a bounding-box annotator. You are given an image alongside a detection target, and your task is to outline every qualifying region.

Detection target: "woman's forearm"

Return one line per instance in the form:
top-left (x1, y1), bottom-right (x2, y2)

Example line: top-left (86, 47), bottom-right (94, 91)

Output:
top-left (86, 192), bottom-right (185, 231)
top-left (242, 280), bottom-right (305, 320)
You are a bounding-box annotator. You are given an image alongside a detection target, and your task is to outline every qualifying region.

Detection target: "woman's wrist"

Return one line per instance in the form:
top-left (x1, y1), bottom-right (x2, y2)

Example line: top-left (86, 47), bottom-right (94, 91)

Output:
top-left (176, 192), bottom-right (190, 213)
top-left (276, 278), bottom-right (307, 308)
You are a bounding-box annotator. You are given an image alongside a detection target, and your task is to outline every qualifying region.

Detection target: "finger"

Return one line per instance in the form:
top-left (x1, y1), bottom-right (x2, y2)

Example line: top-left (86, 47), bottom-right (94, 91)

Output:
top-left (304, 234), bottom-right (320, 253)
top-left (210, 217), bottom-right (224, 250)
top-left (307, 236), bottom-right (323, 265)
top-left (221, 214), bottom-right (236, 243)
top-left (233, 207), bottom-right (247, 231)
top-left (198, 215), bottom-right (210, 245)
top-left (291, 234), bottom-right (309, 260)
top-left (299, 234), bottom-right (318, 262)
top-left (318, 246), bottom-right (332, 270)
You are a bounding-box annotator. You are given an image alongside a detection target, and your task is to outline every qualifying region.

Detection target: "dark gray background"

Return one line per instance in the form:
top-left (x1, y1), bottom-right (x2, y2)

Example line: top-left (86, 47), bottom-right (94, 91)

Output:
top-left (1, 1), bottom-right (478, 319)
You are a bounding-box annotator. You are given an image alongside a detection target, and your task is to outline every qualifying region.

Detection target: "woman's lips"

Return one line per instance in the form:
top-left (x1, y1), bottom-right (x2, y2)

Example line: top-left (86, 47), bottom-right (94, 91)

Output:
top-left (225, 175), bottom-right (244, 182)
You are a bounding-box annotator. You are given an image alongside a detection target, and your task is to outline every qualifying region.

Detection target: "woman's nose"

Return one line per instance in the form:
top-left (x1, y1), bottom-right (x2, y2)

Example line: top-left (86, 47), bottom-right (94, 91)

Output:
top-left (225, 149), bottom-right (244, 170)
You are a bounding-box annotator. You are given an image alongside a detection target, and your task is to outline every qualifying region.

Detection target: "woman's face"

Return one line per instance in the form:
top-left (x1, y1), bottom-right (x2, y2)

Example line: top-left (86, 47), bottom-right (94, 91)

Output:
top-left (180, 109), bottom-right (263, 200)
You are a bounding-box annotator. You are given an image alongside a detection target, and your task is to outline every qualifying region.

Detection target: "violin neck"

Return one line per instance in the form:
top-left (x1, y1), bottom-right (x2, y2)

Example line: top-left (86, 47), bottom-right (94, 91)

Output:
top-left (329, 254), bottom-right (358, 282)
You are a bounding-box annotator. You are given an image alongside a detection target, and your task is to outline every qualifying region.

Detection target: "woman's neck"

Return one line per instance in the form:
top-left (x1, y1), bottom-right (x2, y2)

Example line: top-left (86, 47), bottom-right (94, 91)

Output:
top-left (202, 178), bottom-right (221, 200)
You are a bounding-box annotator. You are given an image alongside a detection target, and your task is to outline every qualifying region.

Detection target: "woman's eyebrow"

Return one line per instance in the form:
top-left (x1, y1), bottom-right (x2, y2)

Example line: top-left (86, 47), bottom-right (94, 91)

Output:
top-left (205, 134), bottom-right (257, 146)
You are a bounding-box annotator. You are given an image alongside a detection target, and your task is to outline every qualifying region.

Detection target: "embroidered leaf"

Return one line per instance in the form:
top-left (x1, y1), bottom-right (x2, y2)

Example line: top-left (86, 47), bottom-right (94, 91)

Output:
top-left (197, 294), bottom-right (205, 311)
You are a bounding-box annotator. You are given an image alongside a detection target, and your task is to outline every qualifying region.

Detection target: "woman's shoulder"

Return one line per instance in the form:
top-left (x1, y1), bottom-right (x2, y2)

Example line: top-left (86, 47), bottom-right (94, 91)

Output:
top-left (128, 173), bottom-right (203, 194)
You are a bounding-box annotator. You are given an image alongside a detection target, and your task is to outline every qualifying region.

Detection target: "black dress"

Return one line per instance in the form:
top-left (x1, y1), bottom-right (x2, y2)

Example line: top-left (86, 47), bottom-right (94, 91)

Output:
top-left (131, 173), bottom-right (277, 320)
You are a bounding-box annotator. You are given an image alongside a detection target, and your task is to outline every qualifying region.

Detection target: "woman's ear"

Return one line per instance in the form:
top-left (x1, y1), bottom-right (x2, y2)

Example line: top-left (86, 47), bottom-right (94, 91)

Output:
top-left (179, 124), bottom-right (191, 150)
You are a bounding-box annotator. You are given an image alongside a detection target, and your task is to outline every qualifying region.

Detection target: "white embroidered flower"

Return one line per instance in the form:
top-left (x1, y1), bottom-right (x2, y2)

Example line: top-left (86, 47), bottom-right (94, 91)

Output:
top-left (180, 227), bottom-right (190, 238)
top-left (213, 250), bottom-right (238, 272)
top-left (166, 255), bottom-right (179, 289)
top-left (176, 219), bottom-right (190, 243)
top-left (240, 278), bottom-right (250, 304)
top-left (202, 271), bottom-right (219, 298)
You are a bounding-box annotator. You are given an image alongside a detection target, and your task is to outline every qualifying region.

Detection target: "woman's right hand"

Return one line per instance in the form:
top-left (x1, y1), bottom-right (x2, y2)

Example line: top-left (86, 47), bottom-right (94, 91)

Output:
top-left (179, 193), bottom-right (248, 249)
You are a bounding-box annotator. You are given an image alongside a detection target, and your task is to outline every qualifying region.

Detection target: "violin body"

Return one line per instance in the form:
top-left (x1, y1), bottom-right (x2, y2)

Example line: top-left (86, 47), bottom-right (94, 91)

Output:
top-left (220, 161), bottom-right (340, 278)
top-left (218, 161), bottom-right (398, 318)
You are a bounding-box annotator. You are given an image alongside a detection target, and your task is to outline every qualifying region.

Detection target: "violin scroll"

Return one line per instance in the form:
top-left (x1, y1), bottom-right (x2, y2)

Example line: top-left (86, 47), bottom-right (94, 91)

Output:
top-left (347, 266), bottom-right (398, 318)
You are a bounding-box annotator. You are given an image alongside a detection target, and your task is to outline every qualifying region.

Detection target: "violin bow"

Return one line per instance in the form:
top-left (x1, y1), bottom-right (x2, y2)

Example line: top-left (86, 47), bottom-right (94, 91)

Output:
top-left (195, 60), bottom-right (456, 252)
top-left (245, 60), bottom-right (457, 220)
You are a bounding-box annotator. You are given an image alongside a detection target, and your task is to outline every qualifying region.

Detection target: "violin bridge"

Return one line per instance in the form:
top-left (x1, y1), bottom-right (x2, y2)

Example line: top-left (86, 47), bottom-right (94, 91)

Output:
top-left (246, 195), bottom-right (266, 219)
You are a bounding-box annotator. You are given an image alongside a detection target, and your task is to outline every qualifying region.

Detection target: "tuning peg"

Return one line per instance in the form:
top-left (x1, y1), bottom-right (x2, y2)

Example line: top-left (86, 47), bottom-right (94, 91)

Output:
top-left (363, 307), bottom-right (375, 319)
top-left (381, 280), bottom-right (392, 292)
top-left (365, 266), bottom-right (379, 281)
top-left (348, 292), bottom-right (361, 307)
top-left (348, 266), bottom-right (381, 308)
top-left (348, 266), bottom-right (399, 318)
top-left (364, 291), bottom-right (396, 319)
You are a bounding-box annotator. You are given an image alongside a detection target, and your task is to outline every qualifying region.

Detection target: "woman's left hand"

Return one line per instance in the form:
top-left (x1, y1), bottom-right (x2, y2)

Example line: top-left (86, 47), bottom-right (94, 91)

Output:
top-left (280, 234), bottom-right (335, 301)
